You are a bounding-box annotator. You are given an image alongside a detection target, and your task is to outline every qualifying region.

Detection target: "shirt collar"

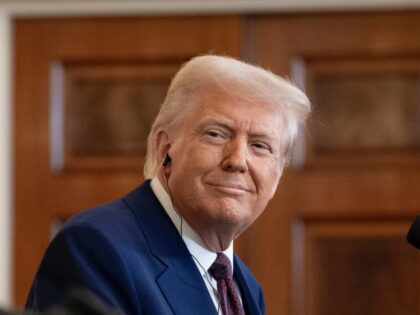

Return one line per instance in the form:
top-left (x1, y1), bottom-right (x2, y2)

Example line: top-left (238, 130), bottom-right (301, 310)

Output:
top-left (150, 177), bottom-right (234, 273)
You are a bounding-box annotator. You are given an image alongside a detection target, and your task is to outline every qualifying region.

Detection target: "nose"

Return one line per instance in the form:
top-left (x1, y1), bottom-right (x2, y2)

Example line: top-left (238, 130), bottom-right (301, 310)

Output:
top-left (221, 137), bottom-right (249, 173)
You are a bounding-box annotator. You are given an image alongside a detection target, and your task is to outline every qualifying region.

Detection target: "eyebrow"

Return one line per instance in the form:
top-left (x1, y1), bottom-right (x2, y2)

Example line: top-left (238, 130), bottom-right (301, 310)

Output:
top-left (199, 119), bottom-right (232, 130)
top-left (198, 117), bottom-right (277, 142)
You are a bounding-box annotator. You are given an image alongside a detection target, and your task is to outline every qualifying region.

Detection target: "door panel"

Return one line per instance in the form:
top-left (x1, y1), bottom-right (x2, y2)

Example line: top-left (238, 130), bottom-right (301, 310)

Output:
top-left (248, 11), bottom-right (420, 315)
top-left (14, 16), bottom-right (241, 306)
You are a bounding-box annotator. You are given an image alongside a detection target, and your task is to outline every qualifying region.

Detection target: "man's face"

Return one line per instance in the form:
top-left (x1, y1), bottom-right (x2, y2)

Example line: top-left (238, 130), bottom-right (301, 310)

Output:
top-left (163, 89), bottom-right (286, 248)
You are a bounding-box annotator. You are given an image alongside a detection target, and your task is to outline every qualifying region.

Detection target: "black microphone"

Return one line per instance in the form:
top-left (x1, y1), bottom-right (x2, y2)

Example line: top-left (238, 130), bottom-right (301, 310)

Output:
top-left (162, 154), bottom-right (171, 167)
top-left (407, 216), bottom-right (420, 249)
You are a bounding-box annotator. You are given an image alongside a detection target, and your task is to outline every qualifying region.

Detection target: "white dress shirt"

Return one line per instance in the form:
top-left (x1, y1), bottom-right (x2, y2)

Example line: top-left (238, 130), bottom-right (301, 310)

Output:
top-left (150, 177), bottom-right (236, 314)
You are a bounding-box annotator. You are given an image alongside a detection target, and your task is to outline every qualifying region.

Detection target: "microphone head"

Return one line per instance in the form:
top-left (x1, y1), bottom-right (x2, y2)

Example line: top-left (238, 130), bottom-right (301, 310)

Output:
top-left (162, 154), bottom-right (171, 167)
top-left (407, 216), bottom-right (420, 249)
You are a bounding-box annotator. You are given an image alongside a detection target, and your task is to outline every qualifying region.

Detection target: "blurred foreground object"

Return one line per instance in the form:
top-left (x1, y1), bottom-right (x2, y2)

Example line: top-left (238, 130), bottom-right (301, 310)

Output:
top-left (1, 288), bottom-right (122, 315)
top-left (407, 216), bottom-right (420, 249)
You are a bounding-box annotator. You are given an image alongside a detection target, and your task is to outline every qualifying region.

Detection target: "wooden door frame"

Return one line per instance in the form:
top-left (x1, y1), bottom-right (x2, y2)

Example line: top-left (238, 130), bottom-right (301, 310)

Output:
top-left (3, 0), bottom-right (420, 308)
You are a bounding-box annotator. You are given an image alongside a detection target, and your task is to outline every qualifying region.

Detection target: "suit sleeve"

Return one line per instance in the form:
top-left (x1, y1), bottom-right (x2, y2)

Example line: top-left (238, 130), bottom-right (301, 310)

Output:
top-left (257, 285), bottom-right (265, 314)
top-left (25, 224), bottom-right (141, 315)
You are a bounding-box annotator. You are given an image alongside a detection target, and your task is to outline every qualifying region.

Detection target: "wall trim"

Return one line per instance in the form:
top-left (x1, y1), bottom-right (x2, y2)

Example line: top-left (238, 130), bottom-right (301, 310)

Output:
top-left (2, 0), bottom-right (420, 17)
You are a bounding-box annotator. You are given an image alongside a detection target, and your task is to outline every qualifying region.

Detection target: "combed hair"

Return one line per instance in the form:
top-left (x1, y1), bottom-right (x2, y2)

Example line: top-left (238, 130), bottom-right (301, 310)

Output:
top-left (143, 55), bottom-right (310, 178)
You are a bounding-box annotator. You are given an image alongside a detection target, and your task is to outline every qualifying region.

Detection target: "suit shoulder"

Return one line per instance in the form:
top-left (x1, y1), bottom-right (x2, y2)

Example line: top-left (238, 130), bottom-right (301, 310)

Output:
top-left (62, 199), bottom-right (131, 230)
top-left (58, 198), bottom-right (144, 248)
top-left (62, 181), bottom-right (155, 234)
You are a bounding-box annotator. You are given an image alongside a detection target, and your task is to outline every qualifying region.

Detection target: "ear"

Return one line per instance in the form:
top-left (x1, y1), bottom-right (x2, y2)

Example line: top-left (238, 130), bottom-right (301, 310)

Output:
top-left (156, 129), bottom-right (171, 167)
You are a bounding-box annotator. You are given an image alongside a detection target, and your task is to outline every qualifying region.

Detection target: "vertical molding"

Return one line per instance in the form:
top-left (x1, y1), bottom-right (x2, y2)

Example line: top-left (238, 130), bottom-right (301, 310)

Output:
top-left (49, 62), bottom-right (65, 173)
top-left (0, 10), bottom-right (12, 308)
top-left (291, 218), bottom-right (306, 315)
top-left (290, 57), bottom-right (307, 169)
top-left (240, 16), bottom-right (255, 62)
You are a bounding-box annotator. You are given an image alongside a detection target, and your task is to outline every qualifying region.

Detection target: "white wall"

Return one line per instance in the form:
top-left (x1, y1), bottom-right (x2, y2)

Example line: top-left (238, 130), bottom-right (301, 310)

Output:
top-left (1, 0), bottom-right (420, 308)
top-left (0, 10), bottom-right (11, 309)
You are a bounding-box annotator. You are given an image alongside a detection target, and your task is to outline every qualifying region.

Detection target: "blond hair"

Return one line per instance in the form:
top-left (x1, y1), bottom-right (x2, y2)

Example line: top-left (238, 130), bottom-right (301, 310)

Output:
top-left (144, 55), bottom-right (310, 178)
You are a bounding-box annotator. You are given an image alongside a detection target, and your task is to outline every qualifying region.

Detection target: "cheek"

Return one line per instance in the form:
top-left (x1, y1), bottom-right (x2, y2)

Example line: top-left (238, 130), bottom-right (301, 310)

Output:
top-left (255, 162), bottom-right (282, 198)
top-left (172, 146), bottom-right (219, 185)
top-left (186, 144), bottom-right (222, 169)
top-left (270, 166), bottom-right (283, 196)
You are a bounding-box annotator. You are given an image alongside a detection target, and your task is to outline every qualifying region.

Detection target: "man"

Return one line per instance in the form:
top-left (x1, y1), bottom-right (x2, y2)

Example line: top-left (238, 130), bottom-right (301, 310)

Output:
top-left (26, 55), bottom-right (310, 315)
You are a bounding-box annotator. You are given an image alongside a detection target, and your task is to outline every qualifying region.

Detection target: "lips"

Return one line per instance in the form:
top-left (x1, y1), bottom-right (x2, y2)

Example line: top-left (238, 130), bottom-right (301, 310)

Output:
top-left (206, 182), bottom-right (253, 195)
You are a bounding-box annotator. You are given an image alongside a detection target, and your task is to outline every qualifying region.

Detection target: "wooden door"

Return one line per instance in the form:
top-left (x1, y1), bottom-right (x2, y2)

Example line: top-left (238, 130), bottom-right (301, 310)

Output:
top-left (241, 11), bottom-right (420, 315)
top-left (14, 12), bottom-right (420, 315)
top-left (13, 16), bottom-right (241, 306)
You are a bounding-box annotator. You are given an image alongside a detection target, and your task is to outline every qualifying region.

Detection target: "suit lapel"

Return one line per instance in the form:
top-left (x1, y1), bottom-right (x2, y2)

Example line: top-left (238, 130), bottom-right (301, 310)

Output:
top-left (157, 258), bottom-right (217, 315)
top-left (234, 257), bottom-right (263, 315)
top-left (124, 181), bottom-right (217, 315)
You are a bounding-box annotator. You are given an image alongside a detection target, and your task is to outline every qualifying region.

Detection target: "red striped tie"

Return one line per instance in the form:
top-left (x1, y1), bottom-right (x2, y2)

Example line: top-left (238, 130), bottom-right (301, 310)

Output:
top-left (208, 253), bottom-right (245, 315)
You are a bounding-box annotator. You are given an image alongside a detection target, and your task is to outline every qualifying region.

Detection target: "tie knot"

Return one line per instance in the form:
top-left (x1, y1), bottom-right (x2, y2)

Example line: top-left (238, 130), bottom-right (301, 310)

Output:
top-left (208, 253), bottom-right (232, 281)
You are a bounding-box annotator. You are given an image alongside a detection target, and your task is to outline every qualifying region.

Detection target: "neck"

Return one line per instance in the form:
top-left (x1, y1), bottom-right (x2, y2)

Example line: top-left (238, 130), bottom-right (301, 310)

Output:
top-left (156, 171), bottom-right (236, 252)
top-left (200, 232), bottom-right (234, 252)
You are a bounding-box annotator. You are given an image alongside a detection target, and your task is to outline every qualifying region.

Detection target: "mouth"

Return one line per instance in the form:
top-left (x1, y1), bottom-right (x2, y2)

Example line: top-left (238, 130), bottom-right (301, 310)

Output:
top-left (206, 182), bottom-right (253, 195)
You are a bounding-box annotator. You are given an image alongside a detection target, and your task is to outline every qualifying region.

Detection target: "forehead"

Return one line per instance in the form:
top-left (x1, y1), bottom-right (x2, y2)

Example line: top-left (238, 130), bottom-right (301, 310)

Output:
top-left (188, 89), bottom-right (284, 133)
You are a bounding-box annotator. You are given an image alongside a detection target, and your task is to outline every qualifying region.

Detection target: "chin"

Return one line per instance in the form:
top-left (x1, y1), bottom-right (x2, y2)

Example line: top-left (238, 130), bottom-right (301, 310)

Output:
top-left (216, 207), bottom-right (253, 228)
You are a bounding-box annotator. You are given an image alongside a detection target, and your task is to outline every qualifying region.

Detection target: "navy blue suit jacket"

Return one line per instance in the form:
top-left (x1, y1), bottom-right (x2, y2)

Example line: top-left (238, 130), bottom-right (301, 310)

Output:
top-left (26, 181), bottom-right (265, 315)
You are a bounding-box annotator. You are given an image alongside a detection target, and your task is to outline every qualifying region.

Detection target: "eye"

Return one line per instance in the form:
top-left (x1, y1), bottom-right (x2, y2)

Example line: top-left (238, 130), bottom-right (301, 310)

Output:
top-left (251, 142), bottom-right (271, 154)
top-left (204, 129), bottom-right (229, 144)
top-left (206, 130), bottom-right (223, 138)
